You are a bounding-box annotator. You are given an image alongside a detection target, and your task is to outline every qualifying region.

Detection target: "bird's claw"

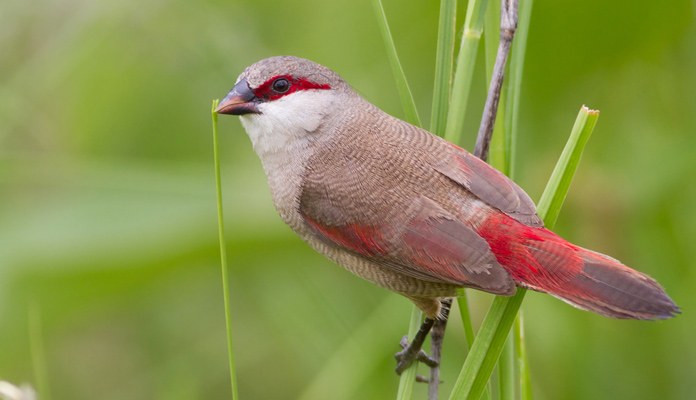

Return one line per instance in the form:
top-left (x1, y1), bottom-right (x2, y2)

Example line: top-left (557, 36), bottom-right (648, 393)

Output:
top-left (394, 335), bottom-right (439, 375)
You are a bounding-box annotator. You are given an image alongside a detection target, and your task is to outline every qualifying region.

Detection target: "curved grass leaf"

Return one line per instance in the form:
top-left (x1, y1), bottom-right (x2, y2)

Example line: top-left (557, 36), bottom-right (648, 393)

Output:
top-left (447, 106), bottom-right (600, 400)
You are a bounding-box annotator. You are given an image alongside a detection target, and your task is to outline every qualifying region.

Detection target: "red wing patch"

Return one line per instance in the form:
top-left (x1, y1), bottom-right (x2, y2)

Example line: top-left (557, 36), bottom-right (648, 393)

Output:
top-left (303, 215), bottom-right (387, 257)
top-left (302, 196), bottom-right (516, 295)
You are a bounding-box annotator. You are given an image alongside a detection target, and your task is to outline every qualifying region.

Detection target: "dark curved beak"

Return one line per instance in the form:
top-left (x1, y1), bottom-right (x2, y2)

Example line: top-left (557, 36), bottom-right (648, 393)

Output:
top-left (215, 78), bottom-right (261, 115)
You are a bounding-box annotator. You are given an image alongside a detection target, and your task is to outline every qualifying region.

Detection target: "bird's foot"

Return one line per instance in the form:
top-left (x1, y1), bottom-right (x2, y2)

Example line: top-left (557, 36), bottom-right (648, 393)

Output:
top-left (394, 335), bottom-right (439, 376)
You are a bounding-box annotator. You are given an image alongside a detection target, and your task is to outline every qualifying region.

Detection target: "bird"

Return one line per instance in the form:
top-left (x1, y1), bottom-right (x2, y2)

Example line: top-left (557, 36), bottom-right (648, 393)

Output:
top-left (215, 55), bottom-right (679, 370)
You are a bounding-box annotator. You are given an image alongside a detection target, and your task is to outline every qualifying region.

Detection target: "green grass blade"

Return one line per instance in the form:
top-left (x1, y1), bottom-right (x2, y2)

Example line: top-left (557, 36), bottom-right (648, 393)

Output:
top-left (455, 293), bottom-right (494, 400)
top-left (456, 294), bottom-right (476, 348)
top-left (395, 307), bottom-right (425, 400)
top-left (372, 0), bottom-right (422, 127)
top-left (430, 0), bottom-right (458, 136)
top-left (536, 106), bottom-right (600, 228)
top-left (483, 0), bottom-right (500, 86)
top-left (505, 0), bottom-right (534, 180)
top-left (28, 301), bottom-right (50, 400)
top-left (488, 92), bottom-right (509, 175)
top-left (447, 106), bottom-right (600, 400)
top-left (444, 0), bottom-right (489, 143)
top-left (515, 314), bottom-right (533, 400)
top-left (485, 0), bottom-right (509, 175)
top-left (449, 291), bottom-right (527, 400)
top-left (211, 99), bottom-right (240, 400)
top-left (498, 335), bottom-right (515, 400)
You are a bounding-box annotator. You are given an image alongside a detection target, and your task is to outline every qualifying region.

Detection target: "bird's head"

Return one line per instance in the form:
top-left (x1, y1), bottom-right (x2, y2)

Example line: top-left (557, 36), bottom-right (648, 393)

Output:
top-left (216, 56), bottom-right (349, 115)
top-left (216, 56), bottom-right (354, 155)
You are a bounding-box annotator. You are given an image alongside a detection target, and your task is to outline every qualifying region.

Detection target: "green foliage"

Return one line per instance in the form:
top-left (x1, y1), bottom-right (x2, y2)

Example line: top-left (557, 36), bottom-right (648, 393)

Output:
top-left (0, 1), bottom-right (693, 399)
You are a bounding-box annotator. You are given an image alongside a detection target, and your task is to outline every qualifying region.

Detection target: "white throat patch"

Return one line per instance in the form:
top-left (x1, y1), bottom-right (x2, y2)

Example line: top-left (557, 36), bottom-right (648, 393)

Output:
top-left (239, 90), bottom-right (335, 158)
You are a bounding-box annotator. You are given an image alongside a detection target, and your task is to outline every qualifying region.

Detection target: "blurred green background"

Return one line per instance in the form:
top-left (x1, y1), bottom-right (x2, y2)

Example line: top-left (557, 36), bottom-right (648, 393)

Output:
top-left (1, 0), bottom-right (695, 399)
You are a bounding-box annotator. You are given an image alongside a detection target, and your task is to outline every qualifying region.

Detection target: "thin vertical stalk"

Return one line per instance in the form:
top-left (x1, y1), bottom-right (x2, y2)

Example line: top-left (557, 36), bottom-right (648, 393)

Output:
top-left (28, 301), bottom-right (50, 400)
top-left (498, 335), bottom-right (515, 400)
top-left (455, 294), bottom-right (491, 400)
top-left (486, 0), bottom-right (510, 175)
top-left (505, 0), bottom-right (534, 180)
top-left (212, 99), bottom-right (240, 400)
top-left (515, 314), bottom-right (533, 400)
top-left (484, 0), bottom-right (501, 84)
top-left (474, 0), bottom-right (518, 162)
top-left (430, 0), bottom-right (458, 136)
top-left (444, 0), bottom-right (489, 144)
top-left (373, 0), bottom-right (422, 126)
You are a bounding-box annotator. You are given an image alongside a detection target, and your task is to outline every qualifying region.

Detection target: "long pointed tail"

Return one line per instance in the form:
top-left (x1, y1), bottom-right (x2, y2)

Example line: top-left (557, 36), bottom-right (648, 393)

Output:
top-left (547, 247), bottom-right (679, 319)
top-left (481, 216), bottom-right (680, 320)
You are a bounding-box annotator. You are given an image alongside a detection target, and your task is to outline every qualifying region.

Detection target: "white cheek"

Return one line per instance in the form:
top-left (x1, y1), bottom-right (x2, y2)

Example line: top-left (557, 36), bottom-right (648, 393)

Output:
top-left (240, 90), bottom-right (335, 157)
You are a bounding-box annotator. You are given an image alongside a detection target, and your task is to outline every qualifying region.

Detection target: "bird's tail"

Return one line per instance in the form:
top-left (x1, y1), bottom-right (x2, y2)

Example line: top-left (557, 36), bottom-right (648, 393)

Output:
top-left (480, 216), bottom-right (680, 320)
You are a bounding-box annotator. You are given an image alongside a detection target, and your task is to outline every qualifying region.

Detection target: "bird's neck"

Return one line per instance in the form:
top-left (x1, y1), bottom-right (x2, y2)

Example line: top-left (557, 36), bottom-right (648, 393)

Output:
top-left (239, 113), bottom-right (318, 232)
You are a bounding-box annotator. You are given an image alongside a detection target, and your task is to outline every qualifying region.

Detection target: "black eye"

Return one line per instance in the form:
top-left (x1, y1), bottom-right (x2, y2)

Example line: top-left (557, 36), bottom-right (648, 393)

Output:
top-left (271, 78), bottom-right (290, 93)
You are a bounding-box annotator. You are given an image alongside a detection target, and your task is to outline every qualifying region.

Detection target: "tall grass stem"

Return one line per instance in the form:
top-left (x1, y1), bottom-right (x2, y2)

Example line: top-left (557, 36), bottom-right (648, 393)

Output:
top-left (373, 0), bottom-right (422, 126)
top-left (444, 0), bottom-right (489, 143)
top-left (28, 301), bottom-right (50, 400)
top-left (212, 99), bottom-right (240, 400)
top-left (430, 0), bottom-right (458, 135)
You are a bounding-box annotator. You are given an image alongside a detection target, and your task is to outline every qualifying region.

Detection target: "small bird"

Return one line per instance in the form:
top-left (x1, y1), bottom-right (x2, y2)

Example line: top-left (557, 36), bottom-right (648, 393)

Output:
top-left (216, 55), bottom-right (678, 345)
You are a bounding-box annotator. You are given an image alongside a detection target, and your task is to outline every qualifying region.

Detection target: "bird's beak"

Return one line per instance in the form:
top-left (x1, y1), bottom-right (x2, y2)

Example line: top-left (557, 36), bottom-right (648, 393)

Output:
top-left (215, 78), bottom-right (260, 115)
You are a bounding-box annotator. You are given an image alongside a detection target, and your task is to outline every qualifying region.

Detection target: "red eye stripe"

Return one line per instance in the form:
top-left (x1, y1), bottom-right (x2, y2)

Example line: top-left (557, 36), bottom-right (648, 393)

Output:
top-left (253, 74), bottom-right (331, 101)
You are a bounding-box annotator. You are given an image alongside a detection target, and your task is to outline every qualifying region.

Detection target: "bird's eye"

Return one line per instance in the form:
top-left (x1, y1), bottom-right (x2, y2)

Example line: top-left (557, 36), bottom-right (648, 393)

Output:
top-left (271, 78), bottom-right (290, 93)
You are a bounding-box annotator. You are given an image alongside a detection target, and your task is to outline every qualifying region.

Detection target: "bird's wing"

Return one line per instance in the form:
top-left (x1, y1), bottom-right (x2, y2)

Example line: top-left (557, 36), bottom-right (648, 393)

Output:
top-left (435, 143), bottom-right (543, 227)
top-left (301, 195), bottom-right (516, 295)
